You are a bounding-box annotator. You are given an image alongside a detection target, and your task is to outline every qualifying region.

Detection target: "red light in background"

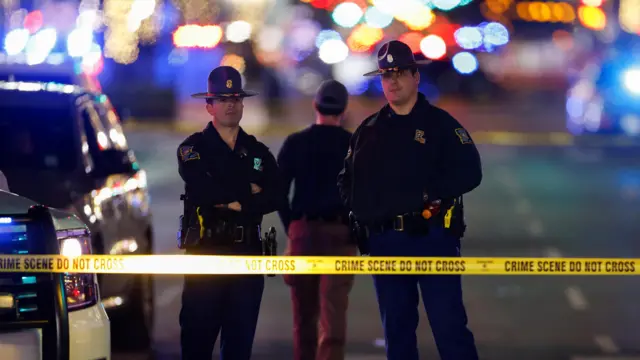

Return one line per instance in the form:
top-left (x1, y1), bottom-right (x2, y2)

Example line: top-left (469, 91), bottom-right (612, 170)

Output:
top-left (23, 11), bottom-right (43, 34)
top-left (310, 0), bottom-right (331, 9)
top-left (398, 32), bottom-right (425, 53)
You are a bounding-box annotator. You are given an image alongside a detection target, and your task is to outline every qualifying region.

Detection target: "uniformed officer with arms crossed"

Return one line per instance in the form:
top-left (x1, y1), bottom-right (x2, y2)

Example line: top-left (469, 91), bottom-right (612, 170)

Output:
top-left (177, 66), bottom-right (285, 360)
top-left (337, 40), bottom-right (482, 360)
top-left (277, 80), bottom-right (356, 360)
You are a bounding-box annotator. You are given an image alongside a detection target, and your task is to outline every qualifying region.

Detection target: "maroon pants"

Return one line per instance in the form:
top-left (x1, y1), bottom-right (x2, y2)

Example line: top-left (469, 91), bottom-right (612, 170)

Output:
top-left (285, 219), bottom-right (356, 360)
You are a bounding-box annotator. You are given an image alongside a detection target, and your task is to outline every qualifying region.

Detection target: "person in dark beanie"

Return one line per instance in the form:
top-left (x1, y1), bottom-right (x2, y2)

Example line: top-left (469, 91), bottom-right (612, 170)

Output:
top-left (277, 79), bottom-right (356, 360)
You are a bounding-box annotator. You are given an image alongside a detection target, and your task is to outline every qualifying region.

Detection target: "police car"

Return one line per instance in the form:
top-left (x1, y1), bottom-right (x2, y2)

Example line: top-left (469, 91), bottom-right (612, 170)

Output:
top-left (0, 71), bottom-right (154, 350)
top-left (566, 49), bottom-right (640, 137)
top-left (0, 188), bottom-right (110, 360)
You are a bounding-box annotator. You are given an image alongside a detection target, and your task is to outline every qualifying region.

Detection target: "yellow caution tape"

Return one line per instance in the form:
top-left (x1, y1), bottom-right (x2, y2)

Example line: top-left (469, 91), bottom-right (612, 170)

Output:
top-left (0, 255), bottom-right (638, 275)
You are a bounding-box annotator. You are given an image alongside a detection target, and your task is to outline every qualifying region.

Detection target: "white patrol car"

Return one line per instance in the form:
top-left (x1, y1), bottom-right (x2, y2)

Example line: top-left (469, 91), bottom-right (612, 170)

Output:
top-left (0, 188), bottom-right (110, 360)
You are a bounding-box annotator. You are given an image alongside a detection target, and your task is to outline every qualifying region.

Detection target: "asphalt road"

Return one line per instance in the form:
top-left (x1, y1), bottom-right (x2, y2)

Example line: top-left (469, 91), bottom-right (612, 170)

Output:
top-left (113, 108), bottom-right (640, 359)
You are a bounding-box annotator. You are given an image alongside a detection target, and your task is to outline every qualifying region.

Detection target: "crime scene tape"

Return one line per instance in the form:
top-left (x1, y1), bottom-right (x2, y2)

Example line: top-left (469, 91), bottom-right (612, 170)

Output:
top-left (0, 255), bottom-right (638, 275)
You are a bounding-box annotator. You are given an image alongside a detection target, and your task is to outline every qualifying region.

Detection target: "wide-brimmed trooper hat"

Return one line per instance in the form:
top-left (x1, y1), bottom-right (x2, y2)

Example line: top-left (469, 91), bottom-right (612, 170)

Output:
top-left (363, 40), bottom-right (432, 77)
top-left (191, 66), bottom-right (258, 99)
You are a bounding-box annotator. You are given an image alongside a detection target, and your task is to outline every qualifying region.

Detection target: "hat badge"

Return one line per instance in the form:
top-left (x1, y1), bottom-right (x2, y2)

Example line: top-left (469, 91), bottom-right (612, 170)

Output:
top-left (226, 79), bottom-right (233, 88)
top-left (387, 54), bottom-right (393, 63)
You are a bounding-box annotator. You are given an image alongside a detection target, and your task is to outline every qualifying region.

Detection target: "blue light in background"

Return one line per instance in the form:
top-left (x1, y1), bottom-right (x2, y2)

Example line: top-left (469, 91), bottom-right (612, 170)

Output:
top-left (452, 52), bottom-right (478, 75)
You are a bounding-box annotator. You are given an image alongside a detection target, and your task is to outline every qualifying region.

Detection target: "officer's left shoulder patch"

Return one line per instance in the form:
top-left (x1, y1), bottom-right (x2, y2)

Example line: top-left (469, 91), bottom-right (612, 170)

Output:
top-left (454, 128), bottom-right (472, 144)
top-left (179, 146), bottom-right (200, 162)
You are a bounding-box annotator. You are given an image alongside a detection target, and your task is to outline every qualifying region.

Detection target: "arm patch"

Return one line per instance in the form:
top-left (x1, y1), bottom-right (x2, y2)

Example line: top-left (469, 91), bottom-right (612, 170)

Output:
top-left (179, 146), bottom-right (200, 162)
top-left (454, 128), bottom-right (473, 144)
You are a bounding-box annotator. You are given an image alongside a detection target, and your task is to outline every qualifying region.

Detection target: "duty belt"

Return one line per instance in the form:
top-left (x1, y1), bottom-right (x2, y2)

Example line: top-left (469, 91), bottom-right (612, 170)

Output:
top-left (205, 221), bottom-right (260, 245)
top-left (365, 213), bottom-right (425, 234)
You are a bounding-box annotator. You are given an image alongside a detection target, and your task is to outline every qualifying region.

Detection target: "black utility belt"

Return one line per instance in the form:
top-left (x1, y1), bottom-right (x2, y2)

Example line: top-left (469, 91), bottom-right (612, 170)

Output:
top-left (202, 221), bottom-right (260, 245)
top-left (365, 213), bottom-right (430, 235)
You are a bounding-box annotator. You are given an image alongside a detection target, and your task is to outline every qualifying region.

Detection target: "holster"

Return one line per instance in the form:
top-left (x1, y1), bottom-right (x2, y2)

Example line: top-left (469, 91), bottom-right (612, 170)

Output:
top-left (262, 226), bottom-right (277, 256)
top-left (177, 194), bottom-right (201, 249)
top-left (263, 227), bottom-right (277, 278)
top-left (349, 211), bottom-right (370, 256)
top-left (442, 197), bottom-right (466, 239)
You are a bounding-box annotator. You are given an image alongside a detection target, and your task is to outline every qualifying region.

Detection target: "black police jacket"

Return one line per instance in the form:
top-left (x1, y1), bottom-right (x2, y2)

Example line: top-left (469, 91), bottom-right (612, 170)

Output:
top-left (177, 122), bottom-right (286, 226)
top-left (337, 93), bottom-right (482, 223)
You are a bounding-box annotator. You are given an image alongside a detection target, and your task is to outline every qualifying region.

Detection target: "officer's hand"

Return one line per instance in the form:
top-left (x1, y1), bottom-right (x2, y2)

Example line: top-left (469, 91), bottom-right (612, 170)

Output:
top-left (228, 201), bottom-right (242, 211)
top-left (250, 183), bottom-right (262, 194)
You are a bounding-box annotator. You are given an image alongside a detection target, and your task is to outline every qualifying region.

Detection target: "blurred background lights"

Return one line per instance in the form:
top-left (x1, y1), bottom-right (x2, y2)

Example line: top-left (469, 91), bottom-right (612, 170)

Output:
top-left (226, 21), bottom-right (252, 43)
top-left (332, 2), bottom-right (364, 28)
top-left (23, 10), bottom-right (44, 34)
top-left (396, 6), bottom-right (436, 31)
top-left (623, 68), bottom-right (640, 95)
top-left (347, 24), bottom-right (384, 52)
top-left (399, 32), bottom-right (426, 53)
top-left (371, 0), bottom-right (396, 15)
top-left (256, 26), bottom-right (284, 52)
top-left (220, 53), bottom-right (247, 74)
top-left (452, 51), bottom-right (478, 74)
top-left (172, 25), bottom-right (223, 48)
top-left (332, 54), bottom-right (374, 95)
top-left (364, 6), bottom-right (394, 28)
top-left (432, 0), bottom-right (463, 11)
top-left (483, 22), bottom-right (509, 46)
top-left (67, 28), bottom-right (94, 57)
top-left (578, 6), bottom-right (607, 30)
top-left (25, 28), bottom-right (57, 65)
top-left (420, 34), bottom-right (447, 60)
top-left (318, 38), bottom-right (349, 64)
top-left (454, 26), bottom-right (483, 49)
top-left (4, 28), bottom-right (30, 56)
top-left (315, 29), bottom-right (342, 48)
top-left (289, 19), bottom-right (321, 52)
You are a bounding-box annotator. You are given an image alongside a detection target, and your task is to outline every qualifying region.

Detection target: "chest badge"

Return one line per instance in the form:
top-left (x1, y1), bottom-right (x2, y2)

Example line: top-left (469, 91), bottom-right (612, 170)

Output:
top-left (414, 129), bottom-right (425, 144)
top-left (253, 157), bottom-right (263, 171)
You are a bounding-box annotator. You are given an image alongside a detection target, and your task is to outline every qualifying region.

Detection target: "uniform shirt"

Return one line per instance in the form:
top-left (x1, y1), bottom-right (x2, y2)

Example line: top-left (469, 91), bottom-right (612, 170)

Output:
top-left (337, 92), bottom-right (482, 223)
top-left (277, 124), bottom-right (352, 231)
top-left (177, 122), bottom-right (285, 226)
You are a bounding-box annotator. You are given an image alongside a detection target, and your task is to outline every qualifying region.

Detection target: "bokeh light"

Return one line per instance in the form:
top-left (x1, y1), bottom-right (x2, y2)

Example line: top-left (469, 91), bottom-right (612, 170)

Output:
top-left (347, 24), bottom-right (384, 52)
top-left (364, 6), bottom-right (394, 28)
top-left (332, 2), bottom-right (364, 28)
top-left (420, 34), bottom-right (447, 60)
top-left (316, 29), bottom-right (342, 49)
top-left (398, 32), bottom-right (425, 53)
top-left (452, 51), bottom-right (478, 74)
top-left (318, 38), bottom-right (349, 64)
top-left (454, 26), bottom-right (483, 50)
top-left (226, 21), bottom-right (252, 43)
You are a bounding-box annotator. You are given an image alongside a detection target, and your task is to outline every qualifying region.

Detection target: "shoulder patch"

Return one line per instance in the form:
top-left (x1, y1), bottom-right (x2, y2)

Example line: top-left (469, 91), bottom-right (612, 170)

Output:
top-left (179, 146), bottom-right (200, 162)
top-left (455, 128), bottom-right (472, 144)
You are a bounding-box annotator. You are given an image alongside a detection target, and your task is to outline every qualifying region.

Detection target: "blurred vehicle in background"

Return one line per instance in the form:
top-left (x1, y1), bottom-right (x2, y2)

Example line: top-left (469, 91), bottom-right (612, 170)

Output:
top-left (0, 190), bottom-right (110, 360)
top-left (0, 70), bottom-right (154, 351)
top-left (566, 49), bottom-right (640, 137)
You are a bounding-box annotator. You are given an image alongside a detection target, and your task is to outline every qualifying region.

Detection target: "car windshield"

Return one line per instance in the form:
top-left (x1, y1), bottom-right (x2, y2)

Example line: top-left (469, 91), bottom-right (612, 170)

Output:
top-left (0, 106), bottom-right (78, 172)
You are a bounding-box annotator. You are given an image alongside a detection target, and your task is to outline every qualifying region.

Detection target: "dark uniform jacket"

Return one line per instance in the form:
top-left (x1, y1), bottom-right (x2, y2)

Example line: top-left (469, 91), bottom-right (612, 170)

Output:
top-left (337, 92), bottom-right (482, 224)
top-left (177, 122), bottom-right (285, 231)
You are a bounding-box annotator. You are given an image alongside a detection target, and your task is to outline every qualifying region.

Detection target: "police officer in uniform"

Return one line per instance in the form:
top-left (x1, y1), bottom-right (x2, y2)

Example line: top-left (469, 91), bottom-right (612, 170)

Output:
top-left (337, 40), bottom-right (482, 360)
top-left (177, 66), bottom-right (285, 359)
top-left (277, 80), bottom-right (356, 360)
